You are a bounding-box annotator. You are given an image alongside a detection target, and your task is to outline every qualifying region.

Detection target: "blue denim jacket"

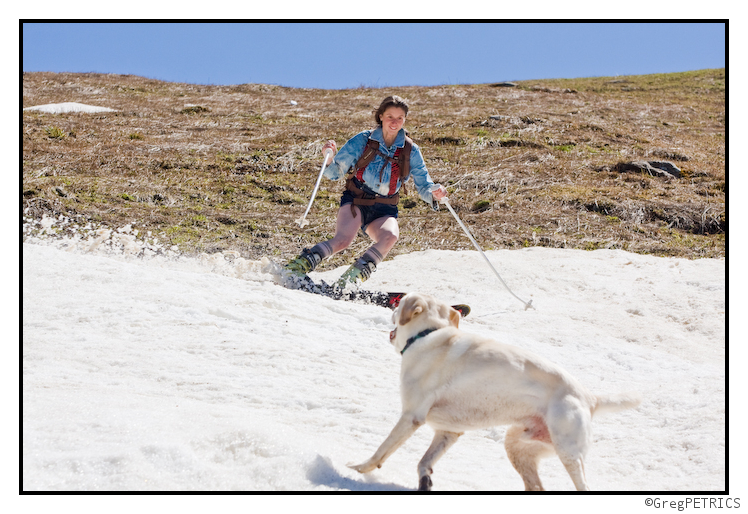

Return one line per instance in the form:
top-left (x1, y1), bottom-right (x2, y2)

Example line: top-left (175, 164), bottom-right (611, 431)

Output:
top-left (323, 127), bottom-right (438, 208)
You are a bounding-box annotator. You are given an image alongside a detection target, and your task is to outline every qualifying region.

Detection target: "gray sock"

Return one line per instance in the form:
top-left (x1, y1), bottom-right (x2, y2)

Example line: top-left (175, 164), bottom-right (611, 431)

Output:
top-left (310, 241), bottom-right (333, 260)
top-left (360, 247), bottom-right (383, 266)
top-left (354, 247), bottom-right (383, 271)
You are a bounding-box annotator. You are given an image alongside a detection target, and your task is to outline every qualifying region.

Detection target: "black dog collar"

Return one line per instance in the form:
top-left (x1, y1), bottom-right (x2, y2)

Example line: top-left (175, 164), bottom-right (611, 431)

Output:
top-left (401, 328), bottom-right (439, 355)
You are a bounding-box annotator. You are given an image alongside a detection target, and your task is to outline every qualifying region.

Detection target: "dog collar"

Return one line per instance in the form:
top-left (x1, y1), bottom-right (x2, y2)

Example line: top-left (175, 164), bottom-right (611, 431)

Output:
top-left (401, 328), bottom-right (439, 355)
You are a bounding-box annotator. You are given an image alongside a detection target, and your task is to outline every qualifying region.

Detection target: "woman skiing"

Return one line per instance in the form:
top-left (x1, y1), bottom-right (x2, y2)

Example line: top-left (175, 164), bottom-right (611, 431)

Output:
top-left (284, 95), bottom-right (447, 290)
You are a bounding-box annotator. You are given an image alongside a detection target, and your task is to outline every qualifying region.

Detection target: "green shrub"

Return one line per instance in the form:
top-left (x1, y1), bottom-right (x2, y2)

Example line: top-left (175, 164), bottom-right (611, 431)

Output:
top-left (45, 126), bottom-right (66, 139)
top-left (180, 105), bottom-right (210, 115)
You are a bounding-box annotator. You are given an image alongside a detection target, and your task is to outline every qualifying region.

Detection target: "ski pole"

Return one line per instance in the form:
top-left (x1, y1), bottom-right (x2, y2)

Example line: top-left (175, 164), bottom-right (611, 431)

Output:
top-left (440, 194), bottom-right (534, 310)
top-left (296, 148), bottom-right (333, 228)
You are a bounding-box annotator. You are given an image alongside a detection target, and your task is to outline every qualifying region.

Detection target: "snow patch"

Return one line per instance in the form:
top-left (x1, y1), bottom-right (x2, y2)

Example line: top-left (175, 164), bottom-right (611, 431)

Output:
top-left (22, 216), bottom-right (726, 492)
top-left (23, 102), bottom-right (117, 114)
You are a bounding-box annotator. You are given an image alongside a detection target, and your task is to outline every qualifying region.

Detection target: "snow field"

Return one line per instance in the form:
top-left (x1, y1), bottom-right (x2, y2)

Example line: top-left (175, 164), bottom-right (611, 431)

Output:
top-left (22, 215), bottom-right (726, 494)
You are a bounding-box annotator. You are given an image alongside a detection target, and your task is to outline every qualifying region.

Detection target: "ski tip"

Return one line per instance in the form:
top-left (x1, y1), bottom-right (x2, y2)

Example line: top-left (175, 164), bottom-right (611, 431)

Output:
top-left (387, 294), bottom-right (470, 318)
top-left (387, 293), bottom-right (406, 309)
top-left (451, 304), bottom-right (471, 318)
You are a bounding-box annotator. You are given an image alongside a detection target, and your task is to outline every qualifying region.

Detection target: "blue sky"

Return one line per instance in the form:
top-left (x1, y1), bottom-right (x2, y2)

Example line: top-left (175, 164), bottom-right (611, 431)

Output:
top-left (22, 22), bottom-right (725, 89)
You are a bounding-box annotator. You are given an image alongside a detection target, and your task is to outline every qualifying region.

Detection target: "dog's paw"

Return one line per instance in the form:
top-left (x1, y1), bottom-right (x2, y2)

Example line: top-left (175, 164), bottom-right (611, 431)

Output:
top-left (418, 475), bottom-right (433, 491)
top-left (347, 460), bottom-right (377, 474)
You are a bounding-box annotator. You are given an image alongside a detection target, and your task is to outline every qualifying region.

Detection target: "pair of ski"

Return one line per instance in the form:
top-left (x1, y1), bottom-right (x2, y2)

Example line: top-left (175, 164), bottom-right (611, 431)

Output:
top-left (285, 275), bottom-right (471, 318)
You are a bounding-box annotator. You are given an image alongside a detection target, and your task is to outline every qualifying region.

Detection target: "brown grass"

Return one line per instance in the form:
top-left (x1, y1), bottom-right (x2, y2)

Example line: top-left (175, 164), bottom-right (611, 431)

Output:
top-left (22, 69), bottom-right (725, 269)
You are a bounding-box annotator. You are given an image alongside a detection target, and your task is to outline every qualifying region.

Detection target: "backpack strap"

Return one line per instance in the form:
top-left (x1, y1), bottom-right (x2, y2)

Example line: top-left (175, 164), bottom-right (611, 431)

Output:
top-left (399, 136), bottom-right (412, 182)
top-left (353, 139), bottom-right (381, 180)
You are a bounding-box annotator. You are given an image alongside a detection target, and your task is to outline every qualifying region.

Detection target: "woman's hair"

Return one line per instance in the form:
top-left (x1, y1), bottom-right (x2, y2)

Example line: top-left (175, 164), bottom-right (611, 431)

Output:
top-left (374, 95), bottom-right (409, 126)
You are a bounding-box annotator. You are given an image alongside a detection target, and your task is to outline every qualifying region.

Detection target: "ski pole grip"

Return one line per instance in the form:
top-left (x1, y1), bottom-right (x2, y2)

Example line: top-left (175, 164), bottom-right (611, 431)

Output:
top-left (431, 184), bottom-right (448, 203)
top-left (323, 147), bottom-right (333, 165)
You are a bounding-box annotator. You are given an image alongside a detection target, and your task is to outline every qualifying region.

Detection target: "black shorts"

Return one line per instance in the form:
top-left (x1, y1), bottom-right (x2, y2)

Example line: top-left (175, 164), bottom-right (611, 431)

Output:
top-left (340, 190), bottom-right (399, 232)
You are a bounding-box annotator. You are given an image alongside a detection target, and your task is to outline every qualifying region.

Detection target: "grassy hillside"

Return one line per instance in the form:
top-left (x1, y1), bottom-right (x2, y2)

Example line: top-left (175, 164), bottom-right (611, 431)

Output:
top-left (22, 69), bottom-right (725, 269)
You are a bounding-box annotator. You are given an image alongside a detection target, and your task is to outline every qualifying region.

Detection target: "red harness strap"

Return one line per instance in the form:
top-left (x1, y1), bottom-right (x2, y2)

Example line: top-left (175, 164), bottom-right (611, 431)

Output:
top-left (388, 148), bottom-right (401, 195)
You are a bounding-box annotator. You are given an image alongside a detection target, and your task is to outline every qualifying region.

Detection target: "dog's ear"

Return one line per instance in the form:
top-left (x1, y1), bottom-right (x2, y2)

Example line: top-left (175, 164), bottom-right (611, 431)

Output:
top-left (399, 295), bottom-right (426, 326)
top-left (448, 306), bottom-right (460, 328)
top-left (436, 302), bottom-right (460, 329)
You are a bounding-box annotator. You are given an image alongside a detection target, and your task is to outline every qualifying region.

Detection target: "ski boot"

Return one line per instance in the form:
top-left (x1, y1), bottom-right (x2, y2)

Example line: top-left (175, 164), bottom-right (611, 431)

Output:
top-left (333, 258), bottom-right (377, 292)
top-left (283, 249), bottom-right (322, 289)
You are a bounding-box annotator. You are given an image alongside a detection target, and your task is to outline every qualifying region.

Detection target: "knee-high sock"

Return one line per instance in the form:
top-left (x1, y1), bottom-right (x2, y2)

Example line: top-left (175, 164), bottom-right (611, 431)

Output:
top-left (357, 247), bottom-right (383, 268)
top-left (310, 241), bottom-right (333, 260)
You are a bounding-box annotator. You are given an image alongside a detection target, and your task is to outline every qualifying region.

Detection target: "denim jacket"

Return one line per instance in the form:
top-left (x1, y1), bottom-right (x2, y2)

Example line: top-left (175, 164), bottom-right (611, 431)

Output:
top-left (323, 127), bottom-right (438, 208)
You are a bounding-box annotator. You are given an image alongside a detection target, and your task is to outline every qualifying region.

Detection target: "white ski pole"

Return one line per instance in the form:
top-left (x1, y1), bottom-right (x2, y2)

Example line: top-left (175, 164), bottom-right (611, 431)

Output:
top-left (296, 148), bottom-right (333, 228)
top-left (440, 194), bottom-right (534, 310)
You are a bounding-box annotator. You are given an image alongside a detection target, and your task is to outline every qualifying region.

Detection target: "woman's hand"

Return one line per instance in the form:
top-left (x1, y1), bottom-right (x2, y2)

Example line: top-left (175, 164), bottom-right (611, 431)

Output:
top-left (322, 140), bottom-right (337, 165)
top-left (431, 184), bottom-right (448, 201)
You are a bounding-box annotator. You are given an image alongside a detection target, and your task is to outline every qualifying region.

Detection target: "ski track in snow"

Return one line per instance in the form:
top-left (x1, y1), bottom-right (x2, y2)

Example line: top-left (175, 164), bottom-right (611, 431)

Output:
top-left (22, 218), bottom-right (726, 494)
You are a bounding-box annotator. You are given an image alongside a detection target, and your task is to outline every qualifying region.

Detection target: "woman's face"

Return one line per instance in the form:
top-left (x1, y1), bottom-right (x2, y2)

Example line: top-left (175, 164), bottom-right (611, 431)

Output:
top-left (380, 106), bottom-right (407, 138)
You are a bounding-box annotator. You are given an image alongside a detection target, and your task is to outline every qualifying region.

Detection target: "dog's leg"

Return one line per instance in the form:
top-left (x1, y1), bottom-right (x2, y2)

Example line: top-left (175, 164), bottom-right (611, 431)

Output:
top-left (416, 430), bottom-right (462, 491)
top-left (348, 414), bottom-right (424, 474)
top-left (558, 456), bottom-right (589, 491)
top-left (546, 398), bottom-right (592, 491)
top-left (504, 424), bottom-right (554, 491)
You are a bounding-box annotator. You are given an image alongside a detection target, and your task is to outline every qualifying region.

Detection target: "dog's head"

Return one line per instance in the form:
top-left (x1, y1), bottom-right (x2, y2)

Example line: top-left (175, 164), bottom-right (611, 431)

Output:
top-left (389, 293), bottom-right (460, 354)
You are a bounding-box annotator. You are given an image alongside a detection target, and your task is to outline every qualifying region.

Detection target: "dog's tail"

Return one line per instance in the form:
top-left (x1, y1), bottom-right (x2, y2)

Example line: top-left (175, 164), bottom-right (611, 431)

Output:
top-left (592, 392), bottom-right (642, 416)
